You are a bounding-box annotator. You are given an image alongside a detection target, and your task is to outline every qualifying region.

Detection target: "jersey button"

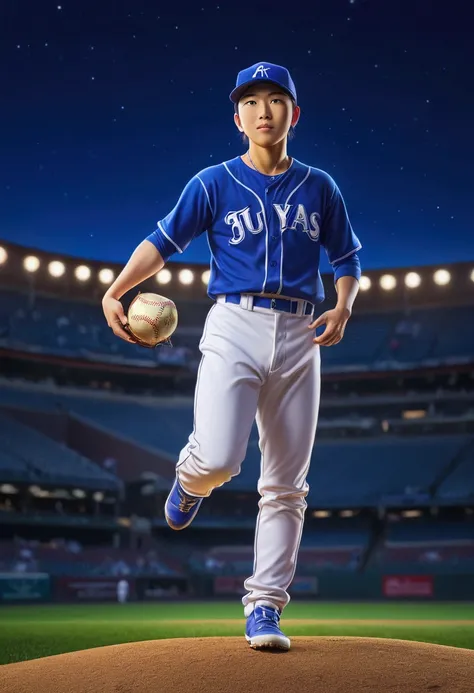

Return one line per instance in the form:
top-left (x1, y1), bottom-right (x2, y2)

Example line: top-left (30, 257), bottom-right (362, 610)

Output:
top-left (272, 235), bottom-right (278, 240)
top-left (270, 261), bottom-right (277, 267)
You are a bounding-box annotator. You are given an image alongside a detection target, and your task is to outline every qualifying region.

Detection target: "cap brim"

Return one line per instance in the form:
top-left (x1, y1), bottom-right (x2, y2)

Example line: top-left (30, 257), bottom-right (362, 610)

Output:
top-left (229, 79), bottom-right (294, 104)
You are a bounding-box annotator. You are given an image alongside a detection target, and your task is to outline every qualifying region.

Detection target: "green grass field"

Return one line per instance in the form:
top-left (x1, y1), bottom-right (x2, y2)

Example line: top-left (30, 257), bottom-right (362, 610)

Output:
top-left (1, 601), bottom-right (474, 665)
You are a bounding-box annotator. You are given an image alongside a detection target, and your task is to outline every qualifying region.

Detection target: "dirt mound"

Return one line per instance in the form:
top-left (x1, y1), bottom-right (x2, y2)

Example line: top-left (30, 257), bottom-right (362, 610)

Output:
top-left (1, 636), bottom-right (473, 693)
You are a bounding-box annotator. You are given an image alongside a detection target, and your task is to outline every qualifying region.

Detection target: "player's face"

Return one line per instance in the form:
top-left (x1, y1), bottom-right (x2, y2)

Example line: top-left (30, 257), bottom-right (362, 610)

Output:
top-left (234, 84), bottom-right (299, 146)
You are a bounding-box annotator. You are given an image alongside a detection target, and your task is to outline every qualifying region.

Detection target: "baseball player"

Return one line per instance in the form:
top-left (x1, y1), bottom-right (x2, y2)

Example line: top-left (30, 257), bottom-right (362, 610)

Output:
top-left (102, 61), bottom-right (362, 651)
top-left (116, 578), bottom-right (129, 604)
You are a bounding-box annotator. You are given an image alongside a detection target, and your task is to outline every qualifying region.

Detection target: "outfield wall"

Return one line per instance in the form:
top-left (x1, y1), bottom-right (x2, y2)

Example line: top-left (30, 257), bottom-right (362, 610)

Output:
top-left (1, 571), bottom-right (473, 603)
top-left (210, 572), bottom-right (474, 601)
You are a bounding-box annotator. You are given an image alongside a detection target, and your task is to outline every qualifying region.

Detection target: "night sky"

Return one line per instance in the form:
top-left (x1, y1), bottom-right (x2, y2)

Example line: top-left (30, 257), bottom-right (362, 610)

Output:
top-left (1, 0), bottom-right (473, 274)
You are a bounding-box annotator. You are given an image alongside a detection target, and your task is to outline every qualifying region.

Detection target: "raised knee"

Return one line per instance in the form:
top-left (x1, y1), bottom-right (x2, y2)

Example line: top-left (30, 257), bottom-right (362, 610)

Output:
top-left (205, 457), bottom-right (238, 482)
top-left (190, 454), bottom-right (240, 486)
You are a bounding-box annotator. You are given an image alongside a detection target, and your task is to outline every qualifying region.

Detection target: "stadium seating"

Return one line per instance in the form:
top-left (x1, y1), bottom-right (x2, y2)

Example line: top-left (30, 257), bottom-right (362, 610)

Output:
top-left (236, 435), bottom-right (472, 506)
top-left (1, 283), bottom-right (473, 587)
top-left (0, 289), bottom-right (189, 367)
top-left (0, 382), bottom-right (471, 504)
top-left (431, 307), bottom-right (474, 360)
top-left (321, 312), bottom-right (395, 367)
top-left (305, 435), bottom-right (472, 507)
top-left (196, 517), bottom-right (372, 575)
top-left (0, 449), bottom-right (32, 481)
top-left (371, 520), bottom-right (474, 573)
top-left (435, 444), bottom-right (474, 502)
top-left (385, 520), bottom-right (473, 543)
top-left (0, 383), bottom-right (83, 411)
top-left (1, 288), bottom-right (474, 371)
top-left (0, 384), bottom-right (235, 459)
top-left (0, 542), bottom-right (184, 577)
top-left (203, 539), bottom-right (366, 575)
top-left (0, 410), bottom-right (120, 490)
top-left (36, 547), bottom-right (182, 577)
top-left (300, 526), bottom-right (370, 548)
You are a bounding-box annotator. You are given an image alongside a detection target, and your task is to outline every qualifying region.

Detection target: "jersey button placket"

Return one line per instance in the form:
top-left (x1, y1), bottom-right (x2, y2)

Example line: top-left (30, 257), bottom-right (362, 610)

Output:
top-left (265, 184), bottom-right (280, 293)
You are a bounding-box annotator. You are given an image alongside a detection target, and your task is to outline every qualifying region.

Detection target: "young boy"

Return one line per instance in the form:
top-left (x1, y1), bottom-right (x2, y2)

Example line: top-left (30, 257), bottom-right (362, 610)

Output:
top-left (102, 61), bottom-right (362, 651)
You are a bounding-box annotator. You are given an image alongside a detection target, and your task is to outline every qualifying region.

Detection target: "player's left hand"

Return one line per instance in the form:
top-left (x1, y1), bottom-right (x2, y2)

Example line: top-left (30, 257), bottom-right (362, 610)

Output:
top-left (308, 306), bottom-right (351, 346)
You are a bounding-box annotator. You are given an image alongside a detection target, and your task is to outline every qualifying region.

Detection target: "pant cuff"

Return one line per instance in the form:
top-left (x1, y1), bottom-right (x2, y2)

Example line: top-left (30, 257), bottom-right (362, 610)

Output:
top-left (244, 600), bottom-right (281, 617)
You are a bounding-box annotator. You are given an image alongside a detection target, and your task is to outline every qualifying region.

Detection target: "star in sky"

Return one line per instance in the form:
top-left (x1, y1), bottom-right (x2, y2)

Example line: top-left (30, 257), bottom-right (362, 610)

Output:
top-left (0, 0), bottom-right (471, 269)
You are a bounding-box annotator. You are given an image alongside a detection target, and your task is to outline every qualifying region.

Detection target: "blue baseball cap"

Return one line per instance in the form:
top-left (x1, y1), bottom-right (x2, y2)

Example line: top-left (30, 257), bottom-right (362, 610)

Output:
top-left (229, 61), bottom-right (297, 105)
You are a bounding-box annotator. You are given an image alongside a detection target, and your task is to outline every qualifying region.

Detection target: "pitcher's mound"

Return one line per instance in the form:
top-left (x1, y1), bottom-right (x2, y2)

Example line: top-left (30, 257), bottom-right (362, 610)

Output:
top-left (1, 636), bottom-right (473, 693)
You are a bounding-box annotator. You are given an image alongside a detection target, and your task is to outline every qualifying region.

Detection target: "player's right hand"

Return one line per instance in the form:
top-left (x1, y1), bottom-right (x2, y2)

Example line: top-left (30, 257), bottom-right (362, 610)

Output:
top-left (102, 295), bottom-right (137, 343)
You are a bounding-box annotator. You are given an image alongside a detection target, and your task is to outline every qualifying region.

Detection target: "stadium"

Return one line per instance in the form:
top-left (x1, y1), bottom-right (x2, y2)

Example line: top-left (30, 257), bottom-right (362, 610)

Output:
top-left (0, 238), bottom-right (473, 691)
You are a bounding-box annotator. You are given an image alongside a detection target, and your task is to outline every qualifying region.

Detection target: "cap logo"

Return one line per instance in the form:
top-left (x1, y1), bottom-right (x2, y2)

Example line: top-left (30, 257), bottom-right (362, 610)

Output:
top-left (252, 65), bottom-right (270, 79)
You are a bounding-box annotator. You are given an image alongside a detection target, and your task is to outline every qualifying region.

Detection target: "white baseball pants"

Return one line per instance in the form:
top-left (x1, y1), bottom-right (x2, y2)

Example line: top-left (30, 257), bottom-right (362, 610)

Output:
top-left (176, 295), bottom-right (321, 612)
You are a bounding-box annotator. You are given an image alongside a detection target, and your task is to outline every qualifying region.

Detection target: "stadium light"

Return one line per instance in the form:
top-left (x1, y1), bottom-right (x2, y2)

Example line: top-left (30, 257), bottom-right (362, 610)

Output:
top-left (48, 260), bottom-right (66, 278)
top-left (380, 274), bottom-right (397, 291)
top-left (0, 246), bottom-right (7, 264)
top-left (401, 509), bottom-right (422, 518)
top-left (403, 409), bottom-right (426, 419)
top-left (93, 491), bottom-right (104, 502)
top-left (433, 268), bottom-right (451, 286)
top-left (201, 269), bottom-right (211, 285)
top-left (23, 255), bottom-right (40, 272)
top-left (98, 268), bottom-right (114, 284)
top-left (339, 510), bottom-right (356, 518)
top-left (404, 271), bottom-right (421, 288)
top-left (0, 484), bottom-right (18, 494)
top-left (359, 275), bottom-right (371, 291)
top-left (156, 268), bottom-right (172, 285)
top-left (72, 489), bottom-right (87, 499)
top-left (470, 269), bottom-right (474, 283)
top-left (28, 485), bottom-right (48, 498)
top-left (75, 265), bottom-right (91, 281)
top-left (179, 269), bottom-right (194, 285)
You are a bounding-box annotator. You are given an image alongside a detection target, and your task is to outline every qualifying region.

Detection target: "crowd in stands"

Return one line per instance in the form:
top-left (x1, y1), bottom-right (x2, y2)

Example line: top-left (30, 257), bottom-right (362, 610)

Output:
top-left (1, 289), bottom-right (474, 373)
top-left (0, 536), bottom-right (182, 577)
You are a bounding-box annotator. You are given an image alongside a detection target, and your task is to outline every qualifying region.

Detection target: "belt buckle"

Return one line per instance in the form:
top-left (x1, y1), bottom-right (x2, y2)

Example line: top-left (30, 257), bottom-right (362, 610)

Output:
top-left (271, 298), bottom-right (277, 310)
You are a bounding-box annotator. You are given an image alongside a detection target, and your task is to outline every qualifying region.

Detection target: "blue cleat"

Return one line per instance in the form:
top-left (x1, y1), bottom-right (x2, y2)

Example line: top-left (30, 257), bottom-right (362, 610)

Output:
top-left (164, 477), bottom-right (203, 530)
top-left (245, 604), bottom-right (290, 651)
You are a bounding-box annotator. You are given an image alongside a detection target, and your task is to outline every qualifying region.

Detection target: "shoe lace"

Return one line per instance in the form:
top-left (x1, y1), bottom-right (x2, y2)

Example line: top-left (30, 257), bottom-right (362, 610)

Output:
top-left (256, 607), bottom-right (280, 625)
top-left (178, 488), bottom-right (199, 513)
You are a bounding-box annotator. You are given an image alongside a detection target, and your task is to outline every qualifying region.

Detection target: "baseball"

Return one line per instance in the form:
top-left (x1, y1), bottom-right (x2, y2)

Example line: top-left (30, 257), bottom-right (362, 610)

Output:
top-left (127, 292), bottom-right (178, 346)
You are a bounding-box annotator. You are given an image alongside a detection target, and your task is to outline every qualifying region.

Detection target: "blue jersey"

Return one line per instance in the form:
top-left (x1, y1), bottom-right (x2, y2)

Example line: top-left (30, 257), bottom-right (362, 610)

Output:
top-left (146, 156), bottom-right (361, 305)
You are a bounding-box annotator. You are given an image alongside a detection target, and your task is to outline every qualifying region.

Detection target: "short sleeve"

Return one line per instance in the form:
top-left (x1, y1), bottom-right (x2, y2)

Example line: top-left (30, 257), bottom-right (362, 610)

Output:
top-left (320, 179), bottom-right (362, 266)
top-left (146, 175), bottom-right (213, 262)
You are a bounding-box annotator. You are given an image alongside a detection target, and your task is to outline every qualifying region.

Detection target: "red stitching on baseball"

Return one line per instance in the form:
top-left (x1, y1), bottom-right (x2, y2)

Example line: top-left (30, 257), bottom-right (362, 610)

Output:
top-left (130, 314), bottom-right (156, 326)
top-left (129, 297), bottom-right (176, 341)
top-left (130, 313), bottom-right (161, 337)
top-left (137, 296), bottom-right (174, 308)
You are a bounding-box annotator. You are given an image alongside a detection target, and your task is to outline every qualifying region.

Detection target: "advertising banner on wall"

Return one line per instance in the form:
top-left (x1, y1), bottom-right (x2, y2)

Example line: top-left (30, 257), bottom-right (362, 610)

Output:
top-left (290, 576), bottom-right (319, 595)
top-left (383, 575), bottom-right (434, 598)
top-left (55, 577), bottom-right (132, 601)
top-left (135, 576), bottom-right (188, 600)
top-left (0, 572), bottom-right (51, 603)
top-left (214, 576), bottom-right (246, 596)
